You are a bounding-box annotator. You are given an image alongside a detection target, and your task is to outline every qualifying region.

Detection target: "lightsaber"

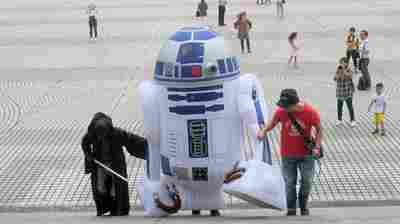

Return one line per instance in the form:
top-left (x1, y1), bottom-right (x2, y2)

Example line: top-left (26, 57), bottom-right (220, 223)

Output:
top-left (93, 159), bottom-right (128, 183)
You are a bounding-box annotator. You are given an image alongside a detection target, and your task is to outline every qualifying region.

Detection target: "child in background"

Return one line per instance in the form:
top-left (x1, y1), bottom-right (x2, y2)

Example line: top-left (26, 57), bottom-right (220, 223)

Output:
top-left (368, 83), bottom-right (386, 136)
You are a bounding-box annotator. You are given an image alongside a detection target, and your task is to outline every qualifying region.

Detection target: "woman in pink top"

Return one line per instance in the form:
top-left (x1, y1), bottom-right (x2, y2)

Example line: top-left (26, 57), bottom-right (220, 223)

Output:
top-left (288, 32), bottom-right (300, 68)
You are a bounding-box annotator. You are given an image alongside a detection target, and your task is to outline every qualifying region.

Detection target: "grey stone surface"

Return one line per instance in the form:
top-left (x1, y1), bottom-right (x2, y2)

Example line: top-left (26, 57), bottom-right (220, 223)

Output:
top-left (3, 207), bottom-right (400, 224)
top-left (1, 0), bottom-right (400, 210)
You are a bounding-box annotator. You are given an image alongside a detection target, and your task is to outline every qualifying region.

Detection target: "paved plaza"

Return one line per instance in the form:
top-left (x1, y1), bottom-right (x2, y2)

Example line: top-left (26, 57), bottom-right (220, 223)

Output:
top-left (3, 207), bottom-right (400, 224)
top-left (1, 0), bottom-right (400, 214)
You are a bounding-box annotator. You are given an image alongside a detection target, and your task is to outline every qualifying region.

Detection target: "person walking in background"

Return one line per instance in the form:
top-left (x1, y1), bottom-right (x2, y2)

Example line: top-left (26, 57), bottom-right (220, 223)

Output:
top-left (358, 30), bottom-right (371, 90)
top-left (234, 12), bottom-right (252, 54)
top-left (87, 3), bottom-right (99, 40)
top-left (197, 0), bottom-right (208, 21)
top-left (277, 0), bottom-right (285, 18)
top-left (368, 83), bottom-right (386, 136)
top-left (218, 0), bottom-right (227, 26)
top-left (257, 89), bottom-right (322, 216)
top-left (345, 27), bottom-right (360, 73)
top-left (335, 57), bottom-right (356, 127)
top-left (288, 32), bottom-right (300, 68)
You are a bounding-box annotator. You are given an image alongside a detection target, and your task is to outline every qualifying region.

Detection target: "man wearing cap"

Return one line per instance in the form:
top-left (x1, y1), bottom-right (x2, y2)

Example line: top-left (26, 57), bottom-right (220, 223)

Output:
top-left (257, 89), bottom-right (322, 216)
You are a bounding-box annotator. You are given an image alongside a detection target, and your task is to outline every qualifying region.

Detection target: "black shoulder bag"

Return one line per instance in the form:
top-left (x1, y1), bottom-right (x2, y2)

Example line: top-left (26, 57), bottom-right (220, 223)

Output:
top-left (287, 112), bottom-right (324, 159)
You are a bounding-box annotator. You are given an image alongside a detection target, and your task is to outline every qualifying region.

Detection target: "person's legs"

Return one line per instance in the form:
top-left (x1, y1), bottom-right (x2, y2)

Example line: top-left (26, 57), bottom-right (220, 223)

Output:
top-left (373, 113), bottom-right (379, 134)
top-left (364, 58), bottom-right (371, 88)
top-left (298, 157), bottom-right (315, 215)
top-left (360, 58), bottom-right (371, 89)
top-left (337, 99), bottom-right (344, 121)
top-left (288, 56), bottom-right (293, 65)
top-left (218, 6), bottom-right (222, 25)
top-left (221, 6), bottom-right (225, 25)
top-left (246, 37), bottom-right (251, 53)
top-left (282, 157), bottom-right (299, 214)
top-left (381, 119), bottom-right (386, 136)
top-left (94, 19), bottom-right (98, 38)
top-left (89, 20), bottom-right (93, 38)
top-left (345, 97), bottom-right (355, 122)
top-left (97, 167), bottom-right (107, 195)
top-left (346, 49), bottom-right (351, 65)
top-left (351, 50), bottom-right (359, 72)
top-left (240, 39), bottom-right (245, 53)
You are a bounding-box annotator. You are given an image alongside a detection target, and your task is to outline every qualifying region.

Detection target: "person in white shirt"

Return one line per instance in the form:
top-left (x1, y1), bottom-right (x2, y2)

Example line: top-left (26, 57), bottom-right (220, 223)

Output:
top-left (87, 3), bottom-right (99, 40)
top-left (368, 83), bottom-right (386, 136)
top-left (218, 0), bottom-right (227, 26)
top-left (359, 30), bottom-right (371, 89)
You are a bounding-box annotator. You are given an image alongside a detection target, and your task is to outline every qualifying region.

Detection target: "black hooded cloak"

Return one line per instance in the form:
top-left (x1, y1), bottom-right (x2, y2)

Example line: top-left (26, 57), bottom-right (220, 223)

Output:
top-left (81, 112), bottom-right (147, 216)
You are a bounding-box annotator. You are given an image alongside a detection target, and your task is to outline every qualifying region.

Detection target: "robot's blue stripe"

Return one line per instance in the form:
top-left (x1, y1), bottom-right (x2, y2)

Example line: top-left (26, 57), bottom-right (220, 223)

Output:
top-left (263, 136), bottom-right (272, 165)
top-left (254, 100), bottom-right (265, 126)
top-left (144, 145), bottom-right (150, 179)
top-left (155, 71), bottom-right (240, 82)
top-left (167, 85), bottom-right (222, 92)
top-left (181, 27), bottom-right (205, 31)
top-left (170, 31), bottom-right (191, 42)
top-left (193, 30), bottom-right (217, 40)
top-left (168, 92), bottom-right (223, 102)
top-left (169, 104), bottom-right (224, 115)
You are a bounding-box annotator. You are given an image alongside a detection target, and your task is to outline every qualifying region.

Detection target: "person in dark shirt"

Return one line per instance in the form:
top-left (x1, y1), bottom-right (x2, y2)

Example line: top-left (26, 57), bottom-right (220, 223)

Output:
top-left (81, 112), bottom-right (147, 216)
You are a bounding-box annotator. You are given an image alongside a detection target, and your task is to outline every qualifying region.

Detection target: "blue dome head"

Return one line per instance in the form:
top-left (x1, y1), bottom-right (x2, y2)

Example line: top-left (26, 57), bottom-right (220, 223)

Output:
top-left (153, 27), bottom-right (240, 83)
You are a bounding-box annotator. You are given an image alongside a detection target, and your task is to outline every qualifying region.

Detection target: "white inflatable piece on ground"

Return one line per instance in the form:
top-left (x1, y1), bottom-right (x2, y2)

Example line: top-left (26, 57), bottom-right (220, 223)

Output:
top-left (223, 160), bottom-right (287, 210)
top-left (136, 177), bottom-right (173, 217)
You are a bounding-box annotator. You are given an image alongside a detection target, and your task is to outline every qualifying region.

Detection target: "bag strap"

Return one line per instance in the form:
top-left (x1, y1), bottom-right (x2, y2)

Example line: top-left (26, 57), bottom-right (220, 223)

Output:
top-left (287, 112), bottom-right (308, 140)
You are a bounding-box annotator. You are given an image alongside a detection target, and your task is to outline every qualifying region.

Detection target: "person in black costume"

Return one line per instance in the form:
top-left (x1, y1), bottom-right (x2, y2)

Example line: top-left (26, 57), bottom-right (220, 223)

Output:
top-left (81, 112), bottom-right (147, 216)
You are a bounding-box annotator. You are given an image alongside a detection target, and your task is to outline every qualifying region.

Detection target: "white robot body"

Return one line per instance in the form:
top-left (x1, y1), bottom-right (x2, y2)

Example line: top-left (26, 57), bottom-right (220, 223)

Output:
top-left (138, 27), bottom-right (271, 211)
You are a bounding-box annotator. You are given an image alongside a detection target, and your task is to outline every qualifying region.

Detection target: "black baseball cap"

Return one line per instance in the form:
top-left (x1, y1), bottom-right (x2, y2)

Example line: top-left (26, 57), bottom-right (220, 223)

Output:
top-left (277, 89), bottom-right (300, 109)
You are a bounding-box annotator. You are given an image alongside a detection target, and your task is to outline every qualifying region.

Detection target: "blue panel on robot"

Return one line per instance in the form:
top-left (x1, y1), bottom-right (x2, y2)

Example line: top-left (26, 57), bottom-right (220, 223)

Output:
top-left (226, 57), bottom-right (234, 72)
top-left (187, 119), bottom-right (208, 158)
top-left (176, 43), bottom-right (204, 64)
top-left (232, 57), bottom-right (239, 70)
top-left (170, 31), bottom-right (191, 42)
top-left (217, 59), bottom-right (226, 74)
top-left (193, 31), bottom-right (217, 40)
top-left (155, 61), bottom-right (164, 76)
top-left (161, 155), bottom-right (173, 176)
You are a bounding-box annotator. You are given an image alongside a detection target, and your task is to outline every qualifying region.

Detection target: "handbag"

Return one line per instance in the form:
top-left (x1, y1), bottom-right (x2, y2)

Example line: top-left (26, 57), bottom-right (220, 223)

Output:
top-left (287, 112), bottom-right (324, 159)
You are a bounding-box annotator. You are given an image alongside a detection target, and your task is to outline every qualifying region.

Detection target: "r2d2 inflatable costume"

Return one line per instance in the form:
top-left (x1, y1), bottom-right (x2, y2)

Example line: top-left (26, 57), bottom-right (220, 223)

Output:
top-left (137, 27), bottom-right (286, 217)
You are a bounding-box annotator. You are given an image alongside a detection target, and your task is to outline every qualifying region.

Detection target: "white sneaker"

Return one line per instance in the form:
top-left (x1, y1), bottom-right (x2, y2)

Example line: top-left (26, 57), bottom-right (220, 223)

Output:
top-left (336, 120), bottom-right (343, 126)
top-left (350, 121), bottom-right (357, 127)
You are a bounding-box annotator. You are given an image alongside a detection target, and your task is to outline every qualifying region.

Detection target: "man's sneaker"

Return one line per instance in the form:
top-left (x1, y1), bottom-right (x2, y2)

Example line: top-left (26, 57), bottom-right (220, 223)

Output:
top-left (210, 210), bottom-right (221, 217)
top-left (350, 121), bottom-right (357, 127)
top-left (381, 130), bottom-right (386, 136)
top-left (286, 209), bottom-right (296, 216)
top-left (301, 209), bottom-right (310, 216)
top-left (372, 129), bottom-right (379, 135)
top-left (336, 120), bottom-right (343, 126)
